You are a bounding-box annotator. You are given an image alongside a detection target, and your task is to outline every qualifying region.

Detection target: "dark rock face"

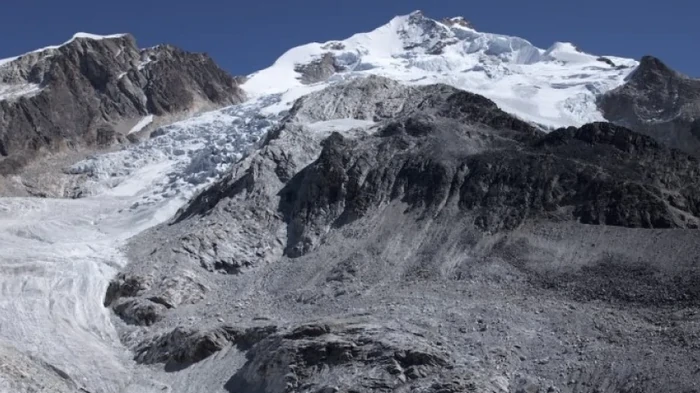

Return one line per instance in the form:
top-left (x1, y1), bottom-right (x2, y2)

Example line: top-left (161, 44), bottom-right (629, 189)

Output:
top-left (440, 16), bottom-right (474, 30)
top-left (600, 55), bottom-right (700, 155)
top-left (596, 56), bottom-right (616, 67)
top-left (0, 34), bottom-right (245, 174)
top-left (134, 324), bottom-right (277, 366)
top-left (104, 273), bottom-right (151, 307)
top-left (294, 53), bottom-right (345, 85)
top-left (401, 11), bottom-right (455, 52)
top-left (113, 298), bottom-right (166, 326)
top-left (281, 102), bottom-right (700, 257)
top-left (139, 44), bottom-right (244, 115)
top-left (104, 271), bottom-right (207, 325)
top-left (225, 321), bottom-right (457, 393)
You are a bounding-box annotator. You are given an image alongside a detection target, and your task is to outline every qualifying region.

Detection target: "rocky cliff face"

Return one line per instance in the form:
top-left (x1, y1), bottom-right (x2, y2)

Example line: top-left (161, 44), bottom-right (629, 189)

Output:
top-left (108, 76), bottom-right (700, 393)
top-left (0, 34), bottom-right (245, 174)
top-left (600, 55), bottom-right (700, 155)
top-left (279, 89), bottom-right (700, 259)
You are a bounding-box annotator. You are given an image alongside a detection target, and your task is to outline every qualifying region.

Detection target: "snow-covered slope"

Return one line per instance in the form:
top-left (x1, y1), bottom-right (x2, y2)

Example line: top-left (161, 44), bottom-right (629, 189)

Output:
top-left (243, 11), bottom-right (638, 129)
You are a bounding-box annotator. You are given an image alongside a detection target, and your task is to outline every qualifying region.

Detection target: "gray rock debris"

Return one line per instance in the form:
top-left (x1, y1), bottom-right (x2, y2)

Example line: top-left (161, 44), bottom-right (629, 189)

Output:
top-left (0, 343), bottom-right (79, 393)
top-left (105, 270), bottom-right (207, 326)
top-left (288, 75), bottom-right (419, 122)
top-left (109, 76), bottom-right (700, 393)
top-left (113, 298), bottom-right (167, 326)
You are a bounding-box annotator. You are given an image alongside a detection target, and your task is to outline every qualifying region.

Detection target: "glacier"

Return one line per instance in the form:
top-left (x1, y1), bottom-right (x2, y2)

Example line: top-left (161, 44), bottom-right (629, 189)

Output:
top-left (0, 10), bottom-right (649, 393)
top-left (0, 99), bottom-right (277, 391)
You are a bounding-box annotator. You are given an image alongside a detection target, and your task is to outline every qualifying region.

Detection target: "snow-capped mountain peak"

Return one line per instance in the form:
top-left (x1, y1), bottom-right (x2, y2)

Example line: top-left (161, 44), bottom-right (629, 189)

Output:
top-left (243, 11), bottom-right (639, 129)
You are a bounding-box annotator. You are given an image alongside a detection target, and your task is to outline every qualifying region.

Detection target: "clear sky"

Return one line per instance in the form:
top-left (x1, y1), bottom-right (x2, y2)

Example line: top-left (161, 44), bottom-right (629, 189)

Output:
top-left (1, 0), bottom-right (697, 77)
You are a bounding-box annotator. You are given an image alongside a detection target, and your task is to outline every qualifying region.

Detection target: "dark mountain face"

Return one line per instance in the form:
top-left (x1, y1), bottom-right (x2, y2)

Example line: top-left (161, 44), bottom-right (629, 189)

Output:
top-left (0, 34), bottom-right (245, 174)
top-left (155, 78), bottom-right (700, 272)
top-left (108, 77), bottom-right (700, 393)
top-left (281, 109), bottom-right (700, 258)
top-left (599, 55), bottom-right (700, 155)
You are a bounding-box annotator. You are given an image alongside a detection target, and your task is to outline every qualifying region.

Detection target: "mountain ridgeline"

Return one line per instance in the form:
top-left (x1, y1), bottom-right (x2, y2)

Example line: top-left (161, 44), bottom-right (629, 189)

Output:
top-left (114, 76), bottom-right (700, 392)
top-left (0, 33), bottom-right (245, 174)
top-left (1, 11), bottom-right (700, 393)
top-left (599, 55), bottom-right (700, 155)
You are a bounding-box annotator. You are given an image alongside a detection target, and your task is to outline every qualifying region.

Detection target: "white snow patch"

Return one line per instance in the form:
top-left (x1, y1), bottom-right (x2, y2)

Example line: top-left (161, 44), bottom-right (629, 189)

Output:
top-left (306, 118), bottom-right (376, 134)
top-left (259, 83), bottom-right (329, 115)
top-left (71, 32), bottom-right (127, 41)
top-left (128, 115), bottom-right (154, 134)
top-left (0, 82), bottom-right (42, 101)
top-left (544, 42), bottom-right (596, 64)
top-left (138, 58), bottom-right (152, 70)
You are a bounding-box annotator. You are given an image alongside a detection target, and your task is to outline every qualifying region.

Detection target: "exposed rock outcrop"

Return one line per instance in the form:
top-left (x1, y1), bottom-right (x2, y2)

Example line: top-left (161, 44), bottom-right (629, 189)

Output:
top-left (134, 324), bottom-right (277, 366)
top-left (226, 320), bottom-right (463, 393)
top-left (600, 55), bottom-right (700, 155)
top-left (111, 76), bottom-right (700, 393)
top-left (105, 270), bottom-right (208, 328)
top-left (0, 34), bottom-right (245, 174)
top-left (294, 53), bottom-right (345, 84)
top-left (440, 16), bottom-right (474, 30)
top-left (281, 95), bottom-right (700, 257)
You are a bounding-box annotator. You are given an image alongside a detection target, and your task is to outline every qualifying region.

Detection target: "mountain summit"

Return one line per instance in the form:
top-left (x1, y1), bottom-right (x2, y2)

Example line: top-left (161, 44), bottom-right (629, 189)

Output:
top-left (243, 11), bottom-right (638, 129)
top-left (2, 10), bottom-right (700, 393)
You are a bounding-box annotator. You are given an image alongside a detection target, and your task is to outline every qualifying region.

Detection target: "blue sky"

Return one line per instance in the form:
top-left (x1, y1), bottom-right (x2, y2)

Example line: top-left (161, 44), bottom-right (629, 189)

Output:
top-left (1, 0), bottom-right (697, 76)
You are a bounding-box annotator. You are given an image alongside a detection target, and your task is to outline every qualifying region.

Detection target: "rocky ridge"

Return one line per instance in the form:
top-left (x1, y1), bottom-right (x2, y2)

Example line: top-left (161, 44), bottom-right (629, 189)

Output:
top-left (0, 33), bottom-right (245, 175)
top-left (1, 11), bottom-right (700, 393)
top-left (600, 55), bottom-right (700, 155)
top-left (107, 76), bottom-right (700, 393)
